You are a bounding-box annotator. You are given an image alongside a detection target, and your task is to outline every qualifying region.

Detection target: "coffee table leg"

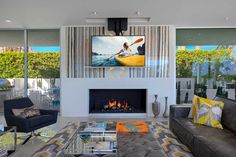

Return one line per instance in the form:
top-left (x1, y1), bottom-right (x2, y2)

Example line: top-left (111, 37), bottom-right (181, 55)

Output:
top-left (14, 127), bottom-right (16, 151)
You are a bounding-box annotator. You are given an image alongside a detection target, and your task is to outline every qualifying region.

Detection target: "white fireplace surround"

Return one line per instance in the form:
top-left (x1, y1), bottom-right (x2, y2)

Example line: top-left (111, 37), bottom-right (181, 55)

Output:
top-left (60, 26), bottom-right (176, 117)
top-left (60, 78), bottom-right (176, 117)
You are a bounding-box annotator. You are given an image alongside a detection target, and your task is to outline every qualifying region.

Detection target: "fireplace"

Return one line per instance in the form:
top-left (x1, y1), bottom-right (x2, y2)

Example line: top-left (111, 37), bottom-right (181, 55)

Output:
top-left (89, 89), bottom-right (147, 113)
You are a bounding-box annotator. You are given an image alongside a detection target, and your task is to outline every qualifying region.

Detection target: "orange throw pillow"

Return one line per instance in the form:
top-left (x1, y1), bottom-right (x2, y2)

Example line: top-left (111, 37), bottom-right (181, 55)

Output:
top-left (116, 121), bottom-right (148, 133)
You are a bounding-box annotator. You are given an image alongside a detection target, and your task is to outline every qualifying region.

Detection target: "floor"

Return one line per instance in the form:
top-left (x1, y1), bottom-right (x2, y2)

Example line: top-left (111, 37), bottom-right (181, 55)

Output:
top-left (0, 115), bottom-right (160, 157)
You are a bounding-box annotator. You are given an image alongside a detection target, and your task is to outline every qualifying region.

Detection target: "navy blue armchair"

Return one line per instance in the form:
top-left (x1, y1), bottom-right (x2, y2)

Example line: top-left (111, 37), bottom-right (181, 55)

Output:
top-left (4, 97), bottom-right (58, 143)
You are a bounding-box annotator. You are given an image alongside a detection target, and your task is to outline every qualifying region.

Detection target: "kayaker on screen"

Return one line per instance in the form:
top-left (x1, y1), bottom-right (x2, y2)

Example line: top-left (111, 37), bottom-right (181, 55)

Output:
top-left (105, 38), bottom-right (143, 61)
top-left (116, 42), bottom-right (133, 57)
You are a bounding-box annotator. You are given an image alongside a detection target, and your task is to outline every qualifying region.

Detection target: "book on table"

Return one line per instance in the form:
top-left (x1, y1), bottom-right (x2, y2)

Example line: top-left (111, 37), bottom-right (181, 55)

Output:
top-left (89, 141), bottom-right (116, 150)
top-left (84, 121), bottom-right (107, 132)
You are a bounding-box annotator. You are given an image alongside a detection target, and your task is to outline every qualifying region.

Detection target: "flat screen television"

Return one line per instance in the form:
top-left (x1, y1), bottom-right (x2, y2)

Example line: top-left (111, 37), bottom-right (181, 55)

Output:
top-left (91, 36), bottom-right (145, 66)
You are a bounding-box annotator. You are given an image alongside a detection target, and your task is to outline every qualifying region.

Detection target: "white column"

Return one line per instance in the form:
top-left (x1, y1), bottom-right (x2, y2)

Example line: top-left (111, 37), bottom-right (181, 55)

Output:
top-left (24, 29), bottom-right (28, 97)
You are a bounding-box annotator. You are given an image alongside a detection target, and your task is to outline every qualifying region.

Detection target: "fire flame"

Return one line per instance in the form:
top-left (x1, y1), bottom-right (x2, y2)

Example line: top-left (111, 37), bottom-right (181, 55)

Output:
top-left (107, 99), bottom-right (129, 110)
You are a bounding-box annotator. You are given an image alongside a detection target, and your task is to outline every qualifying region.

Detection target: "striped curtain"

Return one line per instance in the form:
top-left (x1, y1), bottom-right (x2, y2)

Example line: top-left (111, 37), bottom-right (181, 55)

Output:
top-left (127, 26), bottom-right (170, 78)
top-left (66, 26), bottom-right (105, 78)
top-left (65, 26), bottom-right (170, 78)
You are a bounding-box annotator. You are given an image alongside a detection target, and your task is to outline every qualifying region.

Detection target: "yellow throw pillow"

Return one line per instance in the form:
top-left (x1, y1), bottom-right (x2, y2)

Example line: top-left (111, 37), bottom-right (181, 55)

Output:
top-left (192, 95), bottom-right (224, 129)
top-left (192, 95), bottom-right (212, 118)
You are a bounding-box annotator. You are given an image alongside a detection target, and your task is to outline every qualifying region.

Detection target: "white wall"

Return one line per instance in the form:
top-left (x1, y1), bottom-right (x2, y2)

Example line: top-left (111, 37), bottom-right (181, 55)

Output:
top-left (60, 26), bottom-right (176, 117)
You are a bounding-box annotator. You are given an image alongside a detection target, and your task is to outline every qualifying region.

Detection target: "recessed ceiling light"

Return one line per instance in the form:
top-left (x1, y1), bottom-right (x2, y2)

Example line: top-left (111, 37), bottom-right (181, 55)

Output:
top-left (5, 19), bottom-right (12, 23)
top-left (92, 11), bottom-right (97, 15)
top-left (224, 17), bottom-right (230, 21)
top-left (136, 11), bottom-right (141, 15)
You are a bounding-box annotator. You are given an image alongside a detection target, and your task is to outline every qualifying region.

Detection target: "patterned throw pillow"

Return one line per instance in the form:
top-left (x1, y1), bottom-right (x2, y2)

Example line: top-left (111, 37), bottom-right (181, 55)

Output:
top-left (12, 106), bottom-right (40, 119)
top-left (193, 95), bottom-right (224, 129)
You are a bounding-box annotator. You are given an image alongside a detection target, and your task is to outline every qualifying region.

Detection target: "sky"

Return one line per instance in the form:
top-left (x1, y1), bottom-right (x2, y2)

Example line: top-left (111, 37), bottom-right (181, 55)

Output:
top-left (30, 46), bottom-right (60, 52)
top-left (176, 45), bottom-right (236, 57)
top-left (92, 36), bottom-right (145, 55)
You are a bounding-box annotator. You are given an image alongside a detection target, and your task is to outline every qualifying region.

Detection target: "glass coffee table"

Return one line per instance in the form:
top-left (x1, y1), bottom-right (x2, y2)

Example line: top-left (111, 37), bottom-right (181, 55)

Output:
top-left (63, 121), bottom-right (166, 157)
top-left (63, 122), bottom-right (117, 156)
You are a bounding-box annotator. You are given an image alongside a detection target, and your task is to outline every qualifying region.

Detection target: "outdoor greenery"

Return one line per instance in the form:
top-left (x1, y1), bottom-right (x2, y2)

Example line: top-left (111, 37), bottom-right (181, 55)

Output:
top-left (0, 51), bottom-right (60, 78)
top-left (176, 49), bottom-right (234, 81)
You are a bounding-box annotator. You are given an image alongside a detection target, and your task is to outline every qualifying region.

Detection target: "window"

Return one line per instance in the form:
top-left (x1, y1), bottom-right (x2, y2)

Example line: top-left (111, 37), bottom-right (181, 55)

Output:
top-left (27, 29), bottom-right (60, 110)
top-left (176, 28), bottom-right (236, 103)
top-left (0, 29), bottom-right (60, 113)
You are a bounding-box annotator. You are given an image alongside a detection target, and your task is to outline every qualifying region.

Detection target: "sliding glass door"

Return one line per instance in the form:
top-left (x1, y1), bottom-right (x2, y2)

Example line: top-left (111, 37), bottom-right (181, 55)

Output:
top-left (27, 29), bottom-right (60, 110)
top-left (0, 29), bottom-right (60, 113)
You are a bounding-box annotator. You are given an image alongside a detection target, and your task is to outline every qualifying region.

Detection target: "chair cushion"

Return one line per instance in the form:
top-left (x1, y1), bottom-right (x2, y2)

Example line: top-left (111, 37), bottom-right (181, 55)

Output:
top-left (12, 106), bottom-right (40, 118)
top-left (28, 115), bottom-right (54, 128)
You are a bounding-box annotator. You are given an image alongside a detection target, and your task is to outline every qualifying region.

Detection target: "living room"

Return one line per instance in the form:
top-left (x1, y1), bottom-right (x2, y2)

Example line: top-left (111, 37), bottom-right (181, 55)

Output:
top-left (0, 0), bottom-right (236, 157)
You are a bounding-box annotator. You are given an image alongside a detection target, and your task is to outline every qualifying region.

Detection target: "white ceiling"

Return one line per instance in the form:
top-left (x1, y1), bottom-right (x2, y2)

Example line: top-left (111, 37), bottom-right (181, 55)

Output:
top-left (0, 0), bottom-right (236, 29)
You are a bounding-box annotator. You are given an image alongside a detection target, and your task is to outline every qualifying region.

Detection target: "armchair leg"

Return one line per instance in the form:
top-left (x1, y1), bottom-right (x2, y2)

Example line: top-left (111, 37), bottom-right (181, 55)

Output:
top-left (22, 133), bottom-right (33, 145)
top-left (33, 132), bottom-right (51, 138)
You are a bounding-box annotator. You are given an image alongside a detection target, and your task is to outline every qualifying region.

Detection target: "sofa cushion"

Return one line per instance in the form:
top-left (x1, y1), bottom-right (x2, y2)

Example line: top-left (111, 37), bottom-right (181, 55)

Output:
top-left (194, 134), bottom-right (236, 157)
top-left (28, 115), bottom-right (54, 128)
top-left (172, 118), bottom-right (234, 152)
top-left (171, 118), bottom-right (195, 151)
top-left (214, 97), bottom-right (236, 133)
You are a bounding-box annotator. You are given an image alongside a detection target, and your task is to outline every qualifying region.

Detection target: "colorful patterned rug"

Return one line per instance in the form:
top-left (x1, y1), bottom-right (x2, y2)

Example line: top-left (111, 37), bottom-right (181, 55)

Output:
top-left (1, 120), bottom-right (195, 157)
top-left (149, 119), bottom-right (194, 157)
top-left (0, 127), bottom-right (57, 152)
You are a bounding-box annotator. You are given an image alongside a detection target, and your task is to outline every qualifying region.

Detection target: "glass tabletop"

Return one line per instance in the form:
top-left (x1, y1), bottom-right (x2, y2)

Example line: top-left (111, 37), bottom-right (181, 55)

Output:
top-left (64, 122), bottom-right (117, 156)
top-left (0, 126), bottom-right (16, 136)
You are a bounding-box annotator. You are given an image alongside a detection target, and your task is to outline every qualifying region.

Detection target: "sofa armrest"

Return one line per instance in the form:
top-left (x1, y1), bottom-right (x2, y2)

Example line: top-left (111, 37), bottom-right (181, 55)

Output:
top-left (39, 109), bottom-right (58, 120)
top-left (170, 105), bottom-right (191, 119)
top-left (8, 115), bottom-right (27, 124)
top-left (39, 109), bottom-right (58, 115)
top-left (169, 105), bottom-right (191, 132)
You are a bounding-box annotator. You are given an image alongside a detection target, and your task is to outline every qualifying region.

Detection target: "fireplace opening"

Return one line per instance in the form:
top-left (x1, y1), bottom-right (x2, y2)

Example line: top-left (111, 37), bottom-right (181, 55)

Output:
top-left (89, 89), bottom-right (146, 113)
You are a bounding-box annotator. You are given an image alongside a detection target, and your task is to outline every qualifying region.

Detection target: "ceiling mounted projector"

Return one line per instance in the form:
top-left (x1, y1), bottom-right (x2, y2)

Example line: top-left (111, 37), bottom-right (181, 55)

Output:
top-left (107, 18), bottom-right (127, 36)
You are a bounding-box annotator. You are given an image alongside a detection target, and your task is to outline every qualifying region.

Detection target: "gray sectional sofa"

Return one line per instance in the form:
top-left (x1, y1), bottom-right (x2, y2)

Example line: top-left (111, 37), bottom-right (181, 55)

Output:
top-left (169, 96), bottom-right (236, 157)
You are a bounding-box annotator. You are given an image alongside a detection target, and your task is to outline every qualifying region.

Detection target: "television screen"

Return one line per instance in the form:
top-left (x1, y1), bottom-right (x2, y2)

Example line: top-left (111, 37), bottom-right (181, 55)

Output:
top-left (92, 36), bottom-right (145, 66)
